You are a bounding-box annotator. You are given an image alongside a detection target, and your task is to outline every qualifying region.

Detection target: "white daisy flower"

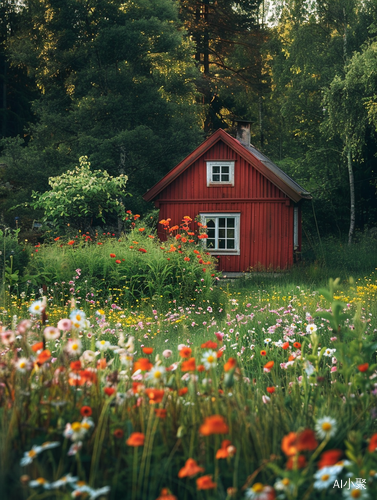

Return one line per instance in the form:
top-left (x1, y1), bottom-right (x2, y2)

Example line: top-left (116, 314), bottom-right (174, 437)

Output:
top-left (95, 339), bottom-right (111, 351)
top-left (244, 483), bottom-right (275, 499)
top-left (43, 326), bottom-right (60, 340)
top-left (315, 416), bottom-right (337, 439)
top-left (20, 445), bottom-right (42, 466)
top-left (314, 466), bottom-right (339, 490)
top-left (274, 477), bottom-right (294, 494)
top-left (89, 486), bottom-right (111, 499)
top-left (147, 365), bottom-right (166, 382)
top-left (80, 350), bottom-right (96, 363)
top-left (342, 484), bottom-right (369, 499)
top-left (201, 350), bottom-right (217, 370)
top-left (67, 441), bottom-right (82, 456)
top-left (29, 300), bottom-right (44, 316)
top-left (40, 441), bottom-right (60, 451)
top-left (120, 354), bottom-right (133, 368)
top-left (306, 324), bottom-right (317, 334)
top-left (65, 339), bottom-right (82, 356)
top-left (50, 473), bottom-right (78, 489)
top-left (70, 310), bottom-right (87, 330)
top-left (63, 422), bottom-right (88, 442)
top-left (264, 338), bottom-right (272, 345)
top-left (29, 477), bottom-right (51, 489)
top-left (15, 357), bottom-right (30, 373)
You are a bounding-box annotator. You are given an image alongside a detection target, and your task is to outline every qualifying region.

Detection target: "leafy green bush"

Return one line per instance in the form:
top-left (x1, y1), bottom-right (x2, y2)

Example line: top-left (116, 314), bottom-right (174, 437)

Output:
top-left (0, 228), bottom-right (30, 290)
top-left (30, 156), bottom-right (128, 231)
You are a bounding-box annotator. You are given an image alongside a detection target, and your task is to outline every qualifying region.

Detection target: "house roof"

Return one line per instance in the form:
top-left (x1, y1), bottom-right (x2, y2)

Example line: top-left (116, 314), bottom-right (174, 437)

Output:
top-left (143, 129), bottom-right (312, 203)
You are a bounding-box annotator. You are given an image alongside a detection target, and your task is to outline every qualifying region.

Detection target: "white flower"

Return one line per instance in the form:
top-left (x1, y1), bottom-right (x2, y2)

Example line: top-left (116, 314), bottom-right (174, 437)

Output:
top-left (264, 338), bottom-right (272, 344)
top-left (89, 486), bottom-right (111, 499)
top-left (20, 445), bottom-right (42, 466)
top-left (29, 477), bottom-right (51, 489)
top-left (43, 326), bottom-right (60, 340)
top-left (314, 466), bottom-right (339, 490)
top-left (80, 350), bottom-right (96, 363)
top-left (65, 338), bottom-right (82, 356)
top-left (64, 422), bottom-right (88, 442)
top-left (315, 416), bottom-right (337, 439)
top-left (201, 350), bottom-right (217, 370)
top-left (342, 483), bottom-right (369, 499)
top-left (40, 441), bottom-right (60, 451)
top-left (95, 339), bottom-right (111, 351)
top-left (50, 473), bottom-right (78, 489)
top-left (29, 300), bottom-right (44, 316)
top-left (57, 318), bottom-right (72, 331)
top-left (147, 365), bottom-right (166, 382)
top-left (274, 477), bottom-right (294, 494)
top-left (67, 441), bottom-right (82, 456)
top-left (323, 348), bottom-right (336, 357)
top-left (306, 323), bottom-right (317, 333)
top-left (15, 357), bottom-right (30, 373)
top-left (70, 310), bottom-right (87, 330)
top-left (304, 360), bottom-right (315, 376)
top-left (245, 484), bottom-right (275, 499)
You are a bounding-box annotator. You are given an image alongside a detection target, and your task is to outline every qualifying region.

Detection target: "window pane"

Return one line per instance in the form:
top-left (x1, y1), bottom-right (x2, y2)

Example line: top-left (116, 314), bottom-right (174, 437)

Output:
top-left (219, 229), bottom-right (225, 238)
top-left (212, 174), bottom-right (220, 181)
top-left (227, 239), bottom-right (235, 249)
top-left (207, 239), bottom-right (215, 249)
top-left (227, 218), bottom-right (235, 228)
top-left (219, 239), bottom-right (225, 249)
top-left (207, 228), bottom-right (215, 238)
top-left (221, 166), bottom-right (229, 173)
top-left (221, 174), bottom-right (229, 182)
top-left (206, 219), bottom-right (215, 227)
top-left (212, 166), bottom-right (220, 173)
top-left (227, 229), bottom-right (234, 238)
top-left (219, 218), bottom-right (225, 227)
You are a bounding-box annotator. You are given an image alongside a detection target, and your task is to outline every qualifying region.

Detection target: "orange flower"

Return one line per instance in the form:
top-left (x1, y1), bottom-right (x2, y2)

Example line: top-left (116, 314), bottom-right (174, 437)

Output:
top-left (181, 357), bottom-right (196, 372)
top-left (358, 363), bottom-right (369, 372)
top-left (142, 347), bottom-right (154, 355)
top-left (286, 454), bottom-right (307, 470)
top-left (201, 340), bottom-right (218, 349)
top-left (70, 360), bottom-right (82, 371)
top-left (178, 387), bottom-right (188, 396)
top-left (199, 415), bottom-right (229, 436)
top-left (368, 433), bottom-right (377, 453)
top-left (282, 342), bottom-right (289, 350)
top-left (179, 347), bottom-right (192, 358)
top-left (296, 429), bottom-right (318, 452)
top-left (145, 388), bottom-right (165, 404)
top-left (196, 475), bottom-right (217, 490)
top-left (224, 358), bottom-right (236, 372)
top-left (97, 358), bottom-right (107, 369)
top-left (80, 369), bottom-right (97, 385)
top-left (281, 432), bottom-right (298, 457)
top-left (266, 387), bottom-right (275, 394)
top-left (31, 342), bottom-right (44, 352)
top-left (154, 409), bottom-right (167, 419)
top-left (264, 361), bottom-right (274, 370)
top-left (216, 349), bottom-right (224, 358)
top-left (133, 358), bottom-right (153, 372)
top-left (155, 488), bottom-right (177, 500)
top-left (36, 349), bottom-right (51, 365)
top-left (80, 406), bottom-right (92, 417)
top-left (126, 432), bottom-right (145, 447)
top-left (197, 364), bottom-right (205, 372)
top-left (293, 342), bottom-right (301, 349)
top-left (215, 440), bottom-right (235, 459)
top-left (178, 458), bottom-right (205, 478)
top-left (68, 240), bottom-right (75, 245)
top-left (318, 449), bottom-right (343, 468)
top-left (260, 350), bottom-right (267, 356)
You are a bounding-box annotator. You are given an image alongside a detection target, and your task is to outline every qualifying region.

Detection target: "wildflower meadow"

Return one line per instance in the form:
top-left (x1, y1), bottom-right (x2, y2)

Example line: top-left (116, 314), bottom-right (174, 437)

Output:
top-left (1, 217), bottom-right (377, 500)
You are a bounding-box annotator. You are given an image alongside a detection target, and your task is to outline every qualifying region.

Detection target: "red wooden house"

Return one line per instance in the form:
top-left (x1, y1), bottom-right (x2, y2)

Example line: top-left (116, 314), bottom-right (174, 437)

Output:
top-left (143, 123), bottom-right (311, 272)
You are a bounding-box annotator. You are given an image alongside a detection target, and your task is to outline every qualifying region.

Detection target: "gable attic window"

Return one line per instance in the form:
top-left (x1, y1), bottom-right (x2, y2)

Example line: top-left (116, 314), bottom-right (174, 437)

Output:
top-left (206, 161), bottom-right (234, 186)
top-left (200, 213), bottom-right (240, 255)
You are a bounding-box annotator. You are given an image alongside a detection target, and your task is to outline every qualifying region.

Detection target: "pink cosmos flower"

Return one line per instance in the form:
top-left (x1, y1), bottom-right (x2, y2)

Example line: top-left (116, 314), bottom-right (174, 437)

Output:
top-left (163, 349), bottom-right (172, 358)
top-left (57, 319), bottom-right (72, 331)
top-left (215, 332), bottom-right (224, 342)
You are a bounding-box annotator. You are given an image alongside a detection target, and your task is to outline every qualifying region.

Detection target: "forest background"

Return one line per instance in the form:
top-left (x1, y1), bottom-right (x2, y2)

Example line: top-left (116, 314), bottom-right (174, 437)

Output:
top-left (1, 0), bottom-right (377, 251)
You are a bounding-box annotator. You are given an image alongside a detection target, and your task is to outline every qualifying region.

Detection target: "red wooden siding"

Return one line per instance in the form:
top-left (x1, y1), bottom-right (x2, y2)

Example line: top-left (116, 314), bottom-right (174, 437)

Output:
top-left (151, 138), bottom-right (302, 272)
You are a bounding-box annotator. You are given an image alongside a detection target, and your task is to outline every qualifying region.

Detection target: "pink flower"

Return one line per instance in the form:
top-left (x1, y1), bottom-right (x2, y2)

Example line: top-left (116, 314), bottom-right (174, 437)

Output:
top-left (331, 366), bottom-right (337, 372)
top-left (215, 332), bottom-right (224, 342)
top-left (16, 320), bottom-right (32, 335)
top-left (163, 349), bottom-right (172, 358)
top-left (57, 319), bottom-right (72, 331)
top-left (1, 330), bottom-right (15, 345)
top-left (262, 395), bottom-right (271, 404)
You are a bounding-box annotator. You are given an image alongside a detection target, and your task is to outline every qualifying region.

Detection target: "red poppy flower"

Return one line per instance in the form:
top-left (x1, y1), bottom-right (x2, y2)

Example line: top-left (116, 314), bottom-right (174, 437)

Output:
top-left (201, 340), bottom-right (218, 349)
top-left (178, 387), bottom-right (188, 396)
top-left (181, 357), bottom-right (196, 372)
top-left (224, 358), bottom-right (236, 372)
top-left (199, 415), bottom-right (229, 436)
top-left (154, 409), bottom-right (167, 418)
top-left (70, 360), bottom-right (82, 371)
top-left (282, 342), bottom-right (289, 349)
top-left (266, 387), bottom-right (275, 394)
top-left (286, 454), bottom-right (307, 470)
top-left (145, 388), bottom-right (165, 404)
top-left (296, 429), bottom-right (318, 451)
top-left (36, 349), bottom-right (51, 365)
top-left (80, 406), bottom-right (92, 417)
top-left (179, 347), bottom-right (192, 358)
top-left (142, 347), bottom-right (154, 355)
top-left (31, 342), bottom-right (44, 352)
top-left (358, 363), bottom-right (369, 372)
top-left (368, 433), bottom-right (377, 452)
top-left (110, 253), bottom-right (116, 258)
top-left (155, 488), bottom-right (177, 500)
top-left (260, 350), bottom-right (267, 356)
top-left (138, 248), bottom-right (147, 253)
top-left (133, 358), bottom-right (153, 372)
top-left (196, 475), bottom-right (217, 490)
top-left (178, 458), bottom-right (204, 478)
top-left (68, 240), bottom-right (75, 245)
top-left (104, 387), bottom-right (116, 396)
top-left (264, 361), bottom-right (274, 370)
top-left (126, 432), bottom-right (145, 446)
top-left (115, 260), bottom-right (121, 264)
top-left (293, 342), bottom-right (301, 349)
top-left (318, 449), bottom-right (343, 468)
top-left (113, 428), bottom-right (124, 439)
top-left (184, 257), bottom-right (190, 262)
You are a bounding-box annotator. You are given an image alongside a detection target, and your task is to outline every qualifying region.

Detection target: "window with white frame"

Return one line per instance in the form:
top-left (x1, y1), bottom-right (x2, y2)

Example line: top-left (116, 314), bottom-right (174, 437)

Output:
top-left (206, 161), bottom-right (234, 186)
top-left (200, 213), bottom-right (240, 254)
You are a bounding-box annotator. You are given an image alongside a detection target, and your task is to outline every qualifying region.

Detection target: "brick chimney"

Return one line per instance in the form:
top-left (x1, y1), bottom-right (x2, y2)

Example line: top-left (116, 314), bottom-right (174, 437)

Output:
top-left (236, 121), bottom-right (251, 148)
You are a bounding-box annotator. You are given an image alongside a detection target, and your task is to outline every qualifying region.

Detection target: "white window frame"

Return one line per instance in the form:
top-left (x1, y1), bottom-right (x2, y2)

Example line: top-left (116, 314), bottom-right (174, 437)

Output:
top-left (200, 213), bottom-right (240, 255)
top-left (206, 161), bottom-right (235, 186)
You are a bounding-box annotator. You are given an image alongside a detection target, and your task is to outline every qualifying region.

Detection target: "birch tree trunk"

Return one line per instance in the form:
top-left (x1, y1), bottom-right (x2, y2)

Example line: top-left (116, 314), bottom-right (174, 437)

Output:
top-left (347, 144), bottom-right (355, 245)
